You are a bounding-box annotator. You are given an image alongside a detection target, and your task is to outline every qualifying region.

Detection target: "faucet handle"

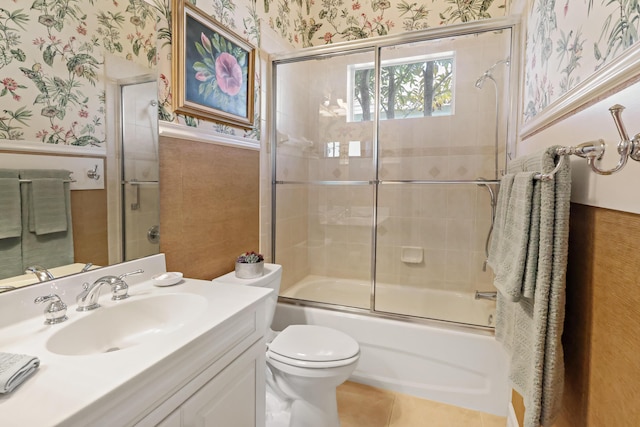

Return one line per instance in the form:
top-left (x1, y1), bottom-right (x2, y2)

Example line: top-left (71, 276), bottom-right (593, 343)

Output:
top-left (118, 269), bottom-right (144, 280)
top-left (34, 294), bottom-right (68, 325)
top-left (111, 269), bottom-right (143, 300)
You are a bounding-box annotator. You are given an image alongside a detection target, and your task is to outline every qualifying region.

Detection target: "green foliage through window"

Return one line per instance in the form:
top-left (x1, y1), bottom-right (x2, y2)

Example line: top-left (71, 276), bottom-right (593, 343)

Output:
top-left (351, 54), bottom-right (454, 121)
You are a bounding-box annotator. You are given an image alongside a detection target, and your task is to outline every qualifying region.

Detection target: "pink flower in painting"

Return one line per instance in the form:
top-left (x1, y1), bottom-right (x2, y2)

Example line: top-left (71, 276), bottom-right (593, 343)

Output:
top-left (323, 32), bottom-right (332, 42)
top-left (79, 109), bottom-right (89, 118)
top-left (195, 71), bottom-right (210, 81)
top-left (352, 2), bottom-right (361, 10)
top-left (77, 25), bottom-right (87, 35)
top-left (12, 94), bottom-right (20, 101)
top-left (215, 52), bottom-right (242, 96)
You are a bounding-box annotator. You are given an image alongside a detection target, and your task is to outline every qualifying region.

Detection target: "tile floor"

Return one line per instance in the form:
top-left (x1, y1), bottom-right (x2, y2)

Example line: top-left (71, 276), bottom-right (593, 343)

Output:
top-left (336, 382), bottom-right (507, 427)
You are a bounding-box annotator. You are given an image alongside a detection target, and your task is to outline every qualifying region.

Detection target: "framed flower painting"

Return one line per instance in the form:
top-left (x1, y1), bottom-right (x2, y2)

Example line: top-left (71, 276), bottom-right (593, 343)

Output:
top-left (172, 0), bottom-right (255, 128)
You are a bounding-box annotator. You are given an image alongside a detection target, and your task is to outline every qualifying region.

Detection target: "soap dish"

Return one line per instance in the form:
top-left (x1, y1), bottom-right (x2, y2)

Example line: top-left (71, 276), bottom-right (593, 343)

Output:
top-left (152, 272), bottom-right (183, 287)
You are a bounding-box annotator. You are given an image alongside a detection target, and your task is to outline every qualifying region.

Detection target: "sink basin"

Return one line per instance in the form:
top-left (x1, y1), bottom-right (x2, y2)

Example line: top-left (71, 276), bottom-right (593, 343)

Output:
top-left (47, 293), bottom-right (207, 356)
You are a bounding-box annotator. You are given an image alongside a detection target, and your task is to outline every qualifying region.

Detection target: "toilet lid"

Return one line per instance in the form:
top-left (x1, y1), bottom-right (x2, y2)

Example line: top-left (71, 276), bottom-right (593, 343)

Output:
top-left (268, 325), bottom-right (360, 362)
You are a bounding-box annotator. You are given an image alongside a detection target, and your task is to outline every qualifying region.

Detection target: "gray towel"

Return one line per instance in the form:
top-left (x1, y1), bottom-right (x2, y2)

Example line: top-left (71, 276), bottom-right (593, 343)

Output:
top-left (0, 352), bottom-right (40, 394)
top-left (0, 175), bottom-right (21, 239)
top-left (488, 173), bottom-right (538, 302)
top-left (29, 178), bottom-right (68, 235)
top-left (494, 146), bottom-right (570, 427)
top-left (0, 169), bottom-right (23, 280)
top-left (19, 169), bottom-right (74, 271)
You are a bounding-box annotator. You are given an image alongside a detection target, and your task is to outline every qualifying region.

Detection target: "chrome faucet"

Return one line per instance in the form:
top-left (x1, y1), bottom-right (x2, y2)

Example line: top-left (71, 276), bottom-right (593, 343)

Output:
top-left (76, 269), bottom-right (143, 311)
top-left (25, 265), bottom-right (54, 282)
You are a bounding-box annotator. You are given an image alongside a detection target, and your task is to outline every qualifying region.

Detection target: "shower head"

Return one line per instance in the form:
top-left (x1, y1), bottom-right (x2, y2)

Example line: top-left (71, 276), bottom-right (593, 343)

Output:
top-left (474, 57), bottom-right (510, 89)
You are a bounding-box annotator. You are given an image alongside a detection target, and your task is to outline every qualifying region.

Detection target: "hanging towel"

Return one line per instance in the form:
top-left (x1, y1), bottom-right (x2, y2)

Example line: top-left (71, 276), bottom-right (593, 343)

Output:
top-left (493, 146), bottom-right (570, 427)
top-left (0, 173), bottom-right (21, 239)
top-left (487, 173), bottom-right (540, 302)
top-left (19, 169), bottom-right (74, 271)
top-left (0, 169), bottom-right (23, 280)
top-left (29, 178), bottom-right (68, 235)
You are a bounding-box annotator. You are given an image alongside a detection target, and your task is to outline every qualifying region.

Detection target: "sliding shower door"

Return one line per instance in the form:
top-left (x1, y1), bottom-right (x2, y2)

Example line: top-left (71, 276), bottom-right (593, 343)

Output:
top-left (373, 30), bottom-right (511, 327)
top-left (273, 50), bottom-right (376, 309)
top-left (272, 22), bottom-right (514, 327)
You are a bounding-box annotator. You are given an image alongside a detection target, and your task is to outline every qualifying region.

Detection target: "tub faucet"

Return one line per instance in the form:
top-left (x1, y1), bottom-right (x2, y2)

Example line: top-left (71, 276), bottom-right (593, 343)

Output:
top-left (76, 269), bottom-right (143, 311)
top-left (25, 265), bottom-right (54, 282)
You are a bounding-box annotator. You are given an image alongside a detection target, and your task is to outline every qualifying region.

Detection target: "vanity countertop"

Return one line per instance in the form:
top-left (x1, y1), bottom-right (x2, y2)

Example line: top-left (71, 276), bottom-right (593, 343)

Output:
top-left (0, 268), bottom-right (271, 426)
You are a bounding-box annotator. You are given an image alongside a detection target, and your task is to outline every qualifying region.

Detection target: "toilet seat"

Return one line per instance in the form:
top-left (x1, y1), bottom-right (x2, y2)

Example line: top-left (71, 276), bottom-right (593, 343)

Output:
top-left (267, 325), bottom-right (360, 369)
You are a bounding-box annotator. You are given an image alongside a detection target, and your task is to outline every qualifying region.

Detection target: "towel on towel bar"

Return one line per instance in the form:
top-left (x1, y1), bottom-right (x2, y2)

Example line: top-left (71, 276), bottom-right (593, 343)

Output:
top-left (487, 172), bottom-right (538, 301)
top-left (0, 169), bottom-right (23, 279)
top-left (28, 178), bottom-right (68, 235)
top-left (0, 172), bottom-right (21, 239)
top-left (491, 146), bottom-right (570, 427)
top-left (19, 169), bottom-right (74, 272)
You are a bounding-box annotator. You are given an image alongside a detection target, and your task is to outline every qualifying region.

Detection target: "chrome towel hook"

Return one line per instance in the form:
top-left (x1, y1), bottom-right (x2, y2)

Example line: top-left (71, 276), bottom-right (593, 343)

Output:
top-left (87, 164), bottom-right (100, 180)
top-left (585, 104), bottom-right (640, 176)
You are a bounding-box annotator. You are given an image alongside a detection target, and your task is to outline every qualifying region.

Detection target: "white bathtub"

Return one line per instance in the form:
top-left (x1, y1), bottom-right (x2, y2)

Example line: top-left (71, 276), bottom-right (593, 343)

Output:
top-left (274, 278), bottom-right (509, 416)
top-left (281, 275), bottom-right (496, 327)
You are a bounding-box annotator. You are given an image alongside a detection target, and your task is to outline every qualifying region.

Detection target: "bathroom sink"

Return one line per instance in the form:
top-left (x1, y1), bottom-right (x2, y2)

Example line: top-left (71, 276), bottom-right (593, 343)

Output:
top-left (46, 293), bottom-right (207, 356)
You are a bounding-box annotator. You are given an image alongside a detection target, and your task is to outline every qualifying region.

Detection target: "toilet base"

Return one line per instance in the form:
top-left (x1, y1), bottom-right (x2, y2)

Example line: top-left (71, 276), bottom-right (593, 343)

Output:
top-left (265, 383), bottom-right (340, 427)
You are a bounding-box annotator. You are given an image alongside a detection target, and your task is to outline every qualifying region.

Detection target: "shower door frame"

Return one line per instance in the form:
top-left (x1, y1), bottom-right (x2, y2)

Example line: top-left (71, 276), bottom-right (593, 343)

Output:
top-left (270, 17), bottom-right (521, 331)
top-left (117, 76), bottom-right (160, 263)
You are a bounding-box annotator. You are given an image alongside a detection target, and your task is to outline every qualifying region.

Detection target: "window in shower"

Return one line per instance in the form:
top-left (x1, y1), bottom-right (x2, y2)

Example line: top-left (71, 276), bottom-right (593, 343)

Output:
top-left (348, 52), bottom-right (455, 122)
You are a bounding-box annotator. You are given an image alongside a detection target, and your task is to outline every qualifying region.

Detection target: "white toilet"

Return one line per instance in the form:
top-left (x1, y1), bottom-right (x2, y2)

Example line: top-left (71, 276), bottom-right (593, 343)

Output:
top-left (213, 264), bottom-right (360, 427)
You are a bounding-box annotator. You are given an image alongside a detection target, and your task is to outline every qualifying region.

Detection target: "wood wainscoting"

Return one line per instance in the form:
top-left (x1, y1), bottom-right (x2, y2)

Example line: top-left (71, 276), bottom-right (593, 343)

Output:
top-left (159, 136), bottom-right (260, 280)
top-left (513, 203), bottom-right (640, 426)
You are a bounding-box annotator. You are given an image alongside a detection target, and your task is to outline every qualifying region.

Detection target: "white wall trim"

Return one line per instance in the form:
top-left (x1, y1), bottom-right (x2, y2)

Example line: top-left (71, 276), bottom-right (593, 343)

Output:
top-left (520, 42), bottom-right (640, 140)
top-left (158, 121), bottom-right (261, 151)
top-left (0, 140), bottom-right (106, 156)
top-left (507, 402), bottom-right (520, 427)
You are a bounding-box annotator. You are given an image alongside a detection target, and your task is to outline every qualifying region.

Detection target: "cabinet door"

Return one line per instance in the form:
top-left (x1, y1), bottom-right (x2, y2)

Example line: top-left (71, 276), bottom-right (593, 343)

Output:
top-left (181, 342), bottom-right (264, 427)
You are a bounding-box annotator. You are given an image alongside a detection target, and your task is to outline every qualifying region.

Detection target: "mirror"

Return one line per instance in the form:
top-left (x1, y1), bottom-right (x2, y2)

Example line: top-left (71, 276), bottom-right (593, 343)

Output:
top-left (0, 1), bottom-right (163, 293)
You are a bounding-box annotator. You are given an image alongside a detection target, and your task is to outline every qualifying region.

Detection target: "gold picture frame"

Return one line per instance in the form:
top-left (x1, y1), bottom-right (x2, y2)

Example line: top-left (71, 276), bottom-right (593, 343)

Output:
top-left (172, 0), bottom-right (255, 129)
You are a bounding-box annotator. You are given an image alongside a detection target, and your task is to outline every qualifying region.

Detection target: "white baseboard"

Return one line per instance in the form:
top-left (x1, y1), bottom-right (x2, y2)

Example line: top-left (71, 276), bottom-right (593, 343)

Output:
top-left (507, 403), bottom-right (520, 427)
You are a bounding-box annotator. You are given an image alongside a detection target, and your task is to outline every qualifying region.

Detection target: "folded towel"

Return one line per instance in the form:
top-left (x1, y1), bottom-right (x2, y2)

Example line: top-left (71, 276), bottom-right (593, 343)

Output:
top-left (29, 178), bottom-right (68, 235)
top-left (494, 146), bottom-right (570, 427)
top-left (0, 170), bottom-right (21, 239)
top-left (488, 172), bottom-right (537, 302)
top-left (0, 352), bottom-right (40, 394)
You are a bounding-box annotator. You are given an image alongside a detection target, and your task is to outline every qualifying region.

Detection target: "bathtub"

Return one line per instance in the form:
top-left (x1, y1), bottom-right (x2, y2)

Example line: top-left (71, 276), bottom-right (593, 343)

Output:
top-left (281, 275), bottom-right (497, 327)
top-left (274, 277), bottom-right (510, 416)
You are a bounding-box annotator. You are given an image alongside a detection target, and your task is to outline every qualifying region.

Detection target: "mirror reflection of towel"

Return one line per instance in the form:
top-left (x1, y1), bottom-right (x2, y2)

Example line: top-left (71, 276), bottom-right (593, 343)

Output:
top-left (29, 178), bottom-right (68, 235)
top-left (0, 170), bottom-right (22, 279)
top-left (0, 176), bottom-right (21, 239)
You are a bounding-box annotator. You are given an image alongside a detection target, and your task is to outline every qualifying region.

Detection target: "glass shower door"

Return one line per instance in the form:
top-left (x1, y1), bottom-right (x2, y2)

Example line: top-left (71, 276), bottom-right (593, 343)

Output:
top-left (373, 29), bottom-right (511, 327)
top-left (121, 81), bottom-right (160, 261)
top-left (273, 50), bottom-right (376, 309)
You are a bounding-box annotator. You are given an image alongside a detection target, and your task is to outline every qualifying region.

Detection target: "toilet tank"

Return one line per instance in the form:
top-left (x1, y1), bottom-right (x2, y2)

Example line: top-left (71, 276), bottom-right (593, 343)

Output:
top-left (212, 263), bottom-right (282, 328)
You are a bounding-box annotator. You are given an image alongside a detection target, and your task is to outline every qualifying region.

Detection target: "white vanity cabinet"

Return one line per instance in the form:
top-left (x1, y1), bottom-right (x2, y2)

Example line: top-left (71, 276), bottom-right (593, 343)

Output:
top-left (153, 341), bottom-right (265, 427)
top-left (135, 310), bottom-right (267, 427)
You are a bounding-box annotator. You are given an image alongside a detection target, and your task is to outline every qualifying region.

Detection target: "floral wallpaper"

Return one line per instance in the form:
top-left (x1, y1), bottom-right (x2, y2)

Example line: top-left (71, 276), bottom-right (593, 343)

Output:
top-left (0, 0), bottom-right (157, 147)
top-left (0, 0), bottom-right (512, 146)
top-left (524, 0), bottom-right (640, 121)
top-left (265, 0), bottom-right (509, 48)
